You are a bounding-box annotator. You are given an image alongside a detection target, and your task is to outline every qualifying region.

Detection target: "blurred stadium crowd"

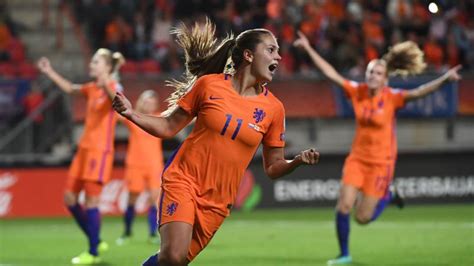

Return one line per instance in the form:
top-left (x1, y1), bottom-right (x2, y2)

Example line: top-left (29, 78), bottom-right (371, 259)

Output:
top-left (0, 0), bottom-right (473, 80)
top-left (69, 0), bottom-right (474, 77)
top-left (0, 0), bottom-right (473, 157)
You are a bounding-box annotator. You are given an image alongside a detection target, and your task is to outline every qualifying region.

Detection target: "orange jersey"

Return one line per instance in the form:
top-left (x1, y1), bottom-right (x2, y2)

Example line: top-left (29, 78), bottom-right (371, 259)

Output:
top-left (163, 73), bottom-right (286, 216)
top-left (124, 118), bottom-right (164, 169)
top-left (342, 80), bottom-right (407, 164)
top-left (78, 81), bottom-right (122, 152)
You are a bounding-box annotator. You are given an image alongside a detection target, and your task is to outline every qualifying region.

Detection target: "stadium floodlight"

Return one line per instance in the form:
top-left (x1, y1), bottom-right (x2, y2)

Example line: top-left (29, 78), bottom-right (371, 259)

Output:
top-left (428, 2), bottom-right (439, 14)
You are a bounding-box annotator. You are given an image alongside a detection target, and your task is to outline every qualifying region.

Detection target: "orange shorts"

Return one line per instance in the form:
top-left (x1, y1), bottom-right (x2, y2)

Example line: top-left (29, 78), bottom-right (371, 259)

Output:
top-left (65, 178), bottom-right (103, 196)
top-left (342, 157), bottom-right (394, 199)
top-left (124, 165), bottom-right (162, 193)
top-left (158, 185), bottom-right (226, 262)
top-left (66, 148), bottom-right (114, 195)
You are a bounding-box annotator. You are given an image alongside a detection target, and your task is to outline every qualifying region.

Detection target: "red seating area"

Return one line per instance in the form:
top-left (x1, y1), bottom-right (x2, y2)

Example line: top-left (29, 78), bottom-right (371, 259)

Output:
top-left (119, 59), bottom-right (161, 76)
top-left (0, 37), bottom-right (38, 80)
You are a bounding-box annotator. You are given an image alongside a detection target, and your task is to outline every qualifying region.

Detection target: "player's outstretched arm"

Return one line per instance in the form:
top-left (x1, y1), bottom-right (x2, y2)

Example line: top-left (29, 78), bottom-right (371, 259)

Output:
top-left (405, 65), bottom-right (462, 101)
top-left (37, 57), bottom-right (82, 94)
top-left (262, 146), bottom-right (319, 179)
top-left (113, 92), bottom-right (193, 139)
top-left (293, 31), bottom-right (345, 88)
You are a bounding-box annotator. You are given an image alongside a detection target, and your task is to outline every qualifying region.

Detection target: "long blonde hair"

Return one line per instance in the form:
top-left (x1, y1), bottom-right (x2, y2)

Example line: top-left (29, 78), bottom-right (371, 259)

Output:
top-left (164, 18), bottom-right (273, 114)
top-left (381, 41), bottom-right (426, 76)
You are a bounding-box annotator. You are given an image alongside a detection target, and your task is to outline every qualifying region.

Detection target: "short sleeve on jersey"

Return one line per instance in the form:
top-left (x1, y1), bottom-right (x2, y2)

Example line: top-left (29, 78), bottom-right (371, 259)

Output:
top-left (390, 88), bottom-right (407, 110)
top-left (342, 79), bottom-right (359, 99)
top-left (80, 82), bottom-right (95, 97)
top-left (177, 77), bottom-right (207, 116)
top-left (262, 101), bottom-right (286, 148)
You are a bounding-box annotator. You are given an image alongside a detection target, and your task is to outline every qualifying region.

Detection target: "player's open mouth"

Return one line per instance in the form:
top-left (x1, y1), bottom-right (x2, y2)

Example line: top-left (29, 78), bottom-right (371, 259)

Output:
top-left (269, 63), bottom-right (278, 73)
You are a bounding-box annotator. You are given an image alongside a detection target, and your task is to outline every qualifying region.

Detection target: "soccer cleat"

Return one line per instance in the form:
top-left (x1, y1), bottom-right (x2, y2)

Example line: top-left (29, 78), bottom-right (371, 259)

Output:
top-left (390, 186), bottom-right (405, 209)
top-left (71, 252), bottom-right (101, 265)
top-left (327, 255), bottom-right (352, 265)
top-left (148, 235), bottom-right (160, 245)
top-left (115, 236), bottom-right (131, 246)
top-left (98, 241), bottom-right (109, 253)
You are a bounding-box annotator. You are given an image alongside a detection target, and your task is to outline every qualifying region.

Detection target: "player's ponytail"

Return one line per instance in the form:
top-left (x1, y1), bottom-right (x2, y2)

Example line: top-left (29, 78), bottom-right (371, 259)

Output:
top-left (382, 41), bottom-right (426, 77)
top-left (95, 48), bottom-right (126, 80)
top-left (111, 52), bottom-right (125, 75)
top-left (164, 18), bottom-right (235, 114)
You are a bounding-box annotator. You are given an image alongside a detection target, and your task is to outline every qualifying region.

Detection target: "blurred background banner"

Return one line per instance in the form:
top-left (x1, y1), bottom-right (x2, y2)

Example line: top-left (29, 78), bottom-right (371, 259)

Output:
top-left (0, 167), bottom-right (152, 218)
top-left (249, 152), bottom-right (474, 209)
top-left (2, 151), bottom-right (473, 218)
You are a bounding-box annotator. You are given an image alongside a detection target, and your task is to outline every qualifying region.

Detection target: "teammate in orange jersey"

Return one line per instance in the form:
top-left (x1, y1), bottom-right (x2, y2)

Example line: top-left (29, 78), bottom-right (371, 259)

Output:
top-left (294, 31), bottom-right (462, 265)
top-left (37, 48), bottom-right (125, 265)
top-left (113, 19), bottom-right (320, 266)
top-left (116, 90), bottom-right (164, 245)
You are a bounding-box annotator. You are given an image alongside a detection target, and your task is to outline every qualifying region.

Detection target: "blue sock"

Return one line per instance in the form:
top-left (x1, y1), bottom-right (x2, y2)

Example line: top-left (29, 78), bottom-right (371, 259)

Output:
top-left (148, 206), bottom-right (158, 236)
top-left (86, 208), bottom-right (101, 256)
top-left (142, 253), bottom-right (159, 266)
top-left (124, 205), bottom-right (135, 236)
top-left (336, 211), bottom-right (350, 257)
top-left (371, 190), bottom-right (392, 221)
top-left (67, 204), bottom-right (88, 237)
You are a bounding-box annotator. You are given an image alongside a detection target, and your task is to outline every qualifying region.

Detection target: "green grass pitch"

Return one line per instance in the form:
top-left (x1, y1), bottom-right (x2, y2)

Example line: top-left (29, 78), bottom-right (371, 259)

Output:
top-left (1, 204), bottom-right (472, 265)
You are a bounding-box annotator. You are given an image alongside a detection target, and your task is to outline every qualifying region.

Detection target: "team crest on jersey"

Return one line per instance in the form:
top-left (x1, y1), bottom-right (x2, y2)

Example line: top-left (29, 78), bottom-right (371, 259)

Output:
top-left (378, 99), bottom-right (384, 108)
top-left (166, 202), bottom-right (178, 216)
top-left (253, 108), bottom-right (266, 123)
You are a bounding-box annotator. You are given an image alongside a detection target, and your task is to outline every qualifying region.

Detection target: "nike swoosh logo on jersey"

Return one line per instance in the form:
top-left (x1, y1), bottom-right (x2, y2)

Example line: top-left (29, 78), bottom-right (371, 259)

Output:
top-left (209, 95), bottom-right (224, 100)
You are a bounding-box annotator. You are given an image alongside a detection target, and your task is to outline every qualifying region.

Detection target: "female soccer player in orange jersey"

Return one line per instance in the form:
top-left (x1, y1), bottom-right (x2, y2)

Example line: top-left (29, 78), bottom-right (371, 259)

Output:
top-left (116, 90), bottom-right (164, 245)
top-left (113, 19), bottom-right (320, 266)
top-left (294, 31), bottom-right (461, 265)
top-left (37, 48), bottom-right (125, 265)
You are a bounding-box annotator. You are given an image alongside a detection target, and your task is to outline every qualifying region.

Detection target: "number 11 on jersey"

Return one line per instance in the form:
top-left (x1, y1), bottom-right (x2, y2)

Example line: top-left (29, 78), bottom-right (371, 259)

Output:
top-left (220, 114), bottom-right (242, 140)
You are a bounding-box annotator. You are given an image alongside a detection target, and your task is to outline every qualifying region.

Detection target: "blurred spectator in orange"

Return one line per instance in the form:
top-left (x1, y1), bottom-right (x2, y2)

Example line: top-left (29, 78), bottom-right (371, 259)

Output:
top-left (324, 0), bottom-right (346, 22)
top-left (266, 0), bottom-right (283, 21)
top-left (412, 0), bottom-right (430, 28)
top-left (446, 32), bottom-right (460, 67)
top-left (364, 41), bottom-right (379, 63)
top-left (362, 11), bottom-right (384, 48)
top-left (423, 34), bottom-right (444, 70)
top-left (105, 15), bottom-right (133, 56)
